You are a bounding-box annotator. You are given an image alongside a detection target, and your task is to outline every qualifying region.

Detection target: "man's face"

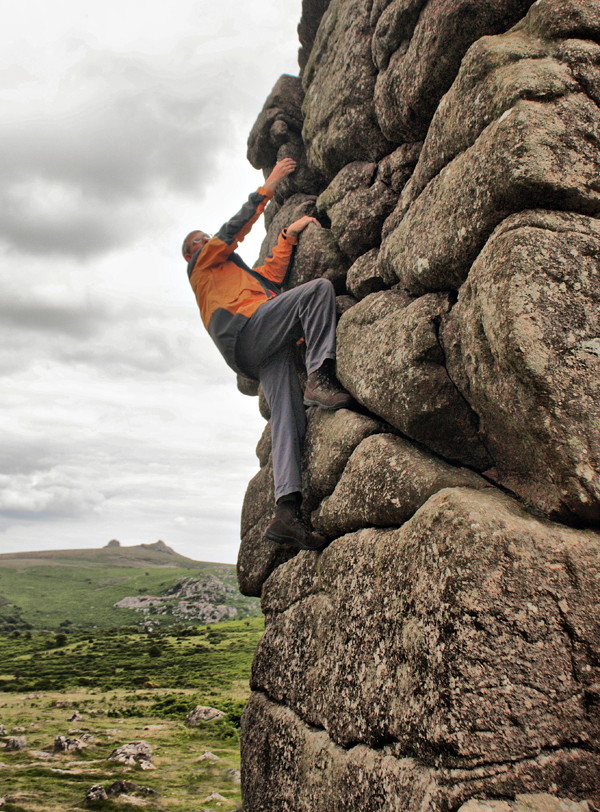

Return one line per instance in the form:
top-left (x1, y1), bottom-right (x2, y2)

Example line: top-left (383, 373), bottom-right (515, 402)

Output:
top-left (185, 231), bottom-right (210, 260)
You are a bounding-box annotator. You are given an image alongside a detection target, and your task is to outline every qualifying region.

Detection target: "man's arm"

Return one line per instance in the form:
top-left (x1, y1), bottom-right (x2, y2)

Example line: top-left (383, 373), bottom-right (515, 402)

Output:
top-left (202, 159), bottom-right (298, 260)
top-left (258, 216), bottom-right (322, 285)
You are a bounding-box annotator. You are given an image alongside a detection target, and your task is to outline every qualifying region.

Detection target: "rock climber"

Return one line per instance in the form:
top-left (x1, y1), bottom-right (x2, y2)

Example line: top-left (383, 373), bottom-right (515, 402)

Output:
top-left (182, 157), bottom-right (351, 552)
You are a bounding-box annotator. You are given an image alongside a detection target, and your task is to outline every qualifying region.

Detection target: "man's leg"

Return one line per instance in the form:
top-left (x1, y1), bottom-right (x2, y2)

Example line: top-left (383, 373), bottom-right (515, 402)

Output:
top-left (236, 278), bottom-right (351, 409)
top-left (256, 344), bottom-right (306, 503)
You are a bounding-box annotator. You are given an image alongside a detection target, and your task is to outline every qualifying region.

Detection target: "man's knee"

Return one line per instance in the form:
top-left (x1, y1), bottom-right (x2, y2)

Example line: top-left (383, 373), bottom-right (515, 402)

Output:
top-left (301, 277), bottom-right (335, 300)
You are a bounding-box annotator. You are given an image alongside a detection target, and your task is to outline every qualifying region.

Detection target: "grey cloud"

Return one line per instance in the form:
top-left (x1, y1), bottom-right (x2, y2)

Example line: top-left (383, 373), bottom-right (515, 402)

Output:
top-left (0, 296), bottom-right (113, 338)
top-left (0, 48), bottom-right (243, 258)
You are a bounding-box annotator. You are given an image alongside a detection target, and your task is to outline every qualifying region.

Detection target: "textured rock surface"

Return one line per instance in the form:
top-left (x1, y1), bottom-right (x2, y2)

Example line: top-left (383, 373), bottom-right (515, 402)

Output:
top-left (380, 0), bottom-right (600, 292)
top-left (373, 0), bottom-right (536, 142)
top-left (245, 488), bottom-right (600, 804)
top-left (302, 0), bottom-right (391, 178)
top-left (302, 407), bottom-right (387, 501)
top-left (442, 210), bottom-right (600, 524)
top-left (336, 289), bottom-right (491, 469)
top-left (346, 248), bottom-right (386, 299)
top-left (242, 694), bottom-right (600, 812)
top-left (315, 433), bottom-right (488, 536)
top-left (316, 161), bottom-right (398, 261)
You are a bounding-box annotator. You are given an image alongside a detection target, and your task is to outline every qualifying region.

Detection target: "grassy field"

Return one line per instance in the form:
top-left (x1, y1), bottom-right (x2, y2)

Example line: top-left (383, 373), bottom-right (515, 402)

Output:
top-left (0, 543), bottom-right (259, 632)
top-left (0, 617), bottom-right (264, 694)
top-left (0, 616), bottom-right (265, 810)
top-left (0, 687), bottom-right (246, 811)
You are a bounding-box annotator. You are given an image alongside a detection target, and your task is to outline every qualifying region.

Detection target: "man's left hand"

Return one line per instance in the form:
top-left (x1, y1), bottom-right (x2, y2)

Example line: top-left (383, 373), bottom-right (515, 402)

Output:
top-left (286, 216), bottom-right (321, 237)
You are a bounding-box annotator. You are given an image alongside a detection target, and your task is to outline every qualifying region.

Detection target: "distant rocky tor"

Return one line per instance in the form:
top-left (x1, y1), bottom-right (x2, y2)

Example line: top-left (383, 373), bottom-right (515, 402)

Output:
top-left (237, 0), bottom-right (600, 809)
top-left (114, 575), bottom-right (238, 625)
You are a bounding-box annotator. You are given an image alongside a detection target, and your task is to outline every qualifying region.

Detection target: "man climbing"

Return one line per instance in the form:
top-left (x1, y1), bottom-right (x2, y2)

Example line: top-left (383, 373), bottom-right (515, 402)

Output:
top-left (182, 157), bottom-right (351, 551)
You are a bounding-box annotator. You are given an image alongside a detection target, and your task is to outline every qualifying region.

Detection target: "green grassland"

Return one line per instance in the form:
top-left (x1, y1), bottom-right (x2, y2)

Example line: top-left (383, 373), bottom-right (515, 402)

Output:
top-left (0, 543), bottom-right (259, 632)
top-left (0, 616), bottom-right (264, 694)
top-left (0, 686), bottom-right (246, 811)
top-left (0, 616), bottom-right (265, 810)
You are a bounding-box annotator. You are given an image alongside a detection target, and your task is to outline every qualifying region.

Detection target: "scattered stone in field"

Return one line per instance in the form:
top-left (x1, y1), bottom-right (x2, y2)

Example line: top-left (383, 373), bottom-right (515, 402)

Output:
top-left (5, 737), bottom-right (26, 751)
top-left (29, 723), bottom-right (39, 728)
top-left (25, 693), bottom-right (43, 699)
top-left (0, 797), bottom-right (4, 808)
top-left (54, 701), bottom-right (67, 708)
top-left (204, 793), bottom-right (229, 804)
top-left (226, 768), bottom-right (241, 784)
top-left (69, 728), bottom-right (84, 733)
top-left (185, 706), bottom-right (225, 725)
top-left (69, 711), bottom-right (83, 721)
top-left (29, 750), bottom-right (55, 759)
top-left (107, 780), bottom-right (158, 798)
top-left (106, 728), bottom-right (122, 734)
top-left (11, 727), bottom-right (25, 734)
top-left (197, 751), bottom-right (220, 761)
top-left (54, 735), bottom-right (85, 752)
top-left (84, 784), bottom-right (108, 804)
top-left (0, 763), bottom-right (5, 769)
top-left (0, 725), bottom-right (6, 736)
top-left (107, 740), bottom-right (153, 768)
top-left (142, 725), bottom-right (165, 731)
top-left (79, 733), bottom-right (96, 743)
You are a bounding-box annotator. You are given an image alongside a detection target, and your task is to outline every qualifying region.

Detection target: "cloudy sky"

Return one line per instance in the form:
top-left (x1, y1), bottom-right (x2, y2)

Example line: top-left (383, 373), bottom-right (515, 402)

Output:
top-left (0, 0), bottom-right (302, 563)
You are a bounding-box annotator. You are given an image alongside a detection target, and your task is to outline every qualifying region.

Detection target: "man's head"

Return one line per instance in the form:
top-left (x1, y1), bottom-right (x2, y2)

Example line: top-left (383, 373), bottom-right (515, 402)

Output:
top-left (182, 230), bottom-right (211, 262)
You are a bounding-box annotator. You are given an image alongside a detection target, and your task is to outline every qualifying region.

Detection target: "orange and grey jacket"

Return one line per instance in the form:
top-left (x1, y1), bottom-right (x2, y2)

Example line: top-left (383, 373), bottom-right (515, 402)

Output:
top-left (187, 186), bottom-right (298, 376)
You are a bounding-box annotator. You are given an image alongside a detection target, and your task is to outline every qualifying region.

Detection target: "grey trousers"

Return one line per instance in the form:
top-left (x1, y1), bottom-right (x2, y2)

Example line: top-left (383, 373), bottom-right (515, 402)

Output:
top-left (235, 278), bottom-right (337, 501)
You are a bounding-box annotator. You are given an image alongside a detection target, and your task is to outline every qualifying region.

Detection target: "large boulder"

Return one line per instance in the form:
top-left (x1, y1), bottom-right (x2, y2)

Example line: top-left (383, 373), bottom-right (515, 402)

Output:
top-left (106, 741), bottom-right (153, 769)
top-left (247, 75), bottom-right (326, 201)
top-left (346, 248), bottom-right (387, 300)
top-left (245, 487), bottom-right (600, 805)
top-left (372, 0), bottom-right (536, 142)
top-left (302, 407), bottom-right (387, 501)
top-left (284, 225), bottom-right (348, 293)
top-left (336, 289), bottom-right (491, 469)
top-left (402, 0), bottom-right (597, 209)
top-left (242, 694), bottom-right (600, 812)
top-left (316, 161), bottom-right (398, 261)
top-left (379, 0), bottom-right (600, 293)
top-left (301, 0), bottom-right (392, 178)
top-left (315, 433), bottom-right (488, 536)
top-left (441, 210), bottom-right (600, 525)
top-left (379, 94), bottom-right (600, 293)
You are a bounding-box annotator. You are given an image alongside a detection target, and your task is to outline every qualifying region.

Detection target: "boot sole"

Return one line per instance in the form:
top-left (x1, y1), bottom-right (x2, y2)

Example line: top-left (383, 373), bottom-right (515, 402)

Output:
top-left (265, 528), bottom-right (328, 552)
top-left (303, 397), bottom-right (352, 410)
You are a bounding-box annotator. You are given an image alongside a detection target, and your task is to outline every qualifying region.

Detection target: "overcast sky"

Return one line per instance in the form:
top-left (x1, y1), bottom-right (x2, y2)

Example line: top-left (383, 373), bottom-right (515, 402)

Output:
top-left (0, 0), bottom-right (302, 564)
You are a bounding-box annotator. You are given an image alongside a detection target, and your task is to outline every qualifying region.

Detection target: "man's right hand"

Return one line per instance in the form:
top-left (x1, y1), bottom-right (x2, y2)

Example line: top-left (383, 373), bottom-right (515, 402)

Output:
top-left (263, 158), bottom-right (297, 193)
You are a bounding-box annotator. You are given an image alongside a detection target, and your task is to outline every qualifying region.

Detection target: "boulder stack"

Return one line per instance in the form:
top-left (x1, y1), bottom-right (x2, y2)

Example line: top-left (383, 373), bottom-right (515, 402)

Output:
top-left (238, 0), bottom-right (600, 808)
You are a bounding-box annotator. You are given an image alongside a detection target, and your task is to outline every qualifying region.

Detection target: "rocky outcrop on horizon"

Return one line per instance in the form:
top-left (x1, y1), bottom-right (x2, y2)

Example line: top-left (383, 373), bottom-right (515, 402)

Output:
top-left (114, 575), bottom-right (238, 625)
top-left (238, 0), bottom-right (600, 808)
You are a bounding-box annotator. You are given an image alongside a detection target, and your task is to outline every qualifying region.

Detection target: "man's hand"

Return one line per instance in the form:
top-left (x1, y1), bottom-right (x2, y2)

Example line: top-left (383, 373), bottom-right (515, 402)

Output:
top-left (263, 157), bottom-right (296, 193)
top-left (286, 216), bottom-right (321, 238)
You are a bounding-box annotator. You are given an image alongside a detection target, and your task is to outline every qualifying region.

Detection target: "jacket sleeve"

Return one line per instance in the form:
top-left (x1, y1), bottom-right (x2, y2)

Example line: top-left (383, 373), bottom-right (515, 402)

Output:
top-left (255, 228), bottom-right (298, 285)
top-left (191, 186), bottom-right (273, 275)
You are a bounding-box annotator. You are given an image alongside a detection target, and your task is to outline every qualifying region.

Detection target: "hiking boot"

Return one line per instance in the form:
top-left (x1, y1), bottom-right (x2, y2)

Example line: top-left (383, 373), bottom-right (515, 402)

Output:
top-left (304, 362), bottom-right (353, 410)
top-left (264, 505), bottom-right (329, 552)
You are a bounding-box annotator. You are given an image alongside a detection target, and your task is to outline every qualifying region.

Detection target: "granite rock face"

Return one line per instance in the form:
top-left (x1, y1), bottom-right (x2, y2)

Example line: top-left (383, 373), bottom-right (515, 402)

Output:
top-left (238, 0), bottom-right (600, 807)
top-left (336, 289), bottom-right (492, 469)
top-left (442, 210), bottom-right (600, 524)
